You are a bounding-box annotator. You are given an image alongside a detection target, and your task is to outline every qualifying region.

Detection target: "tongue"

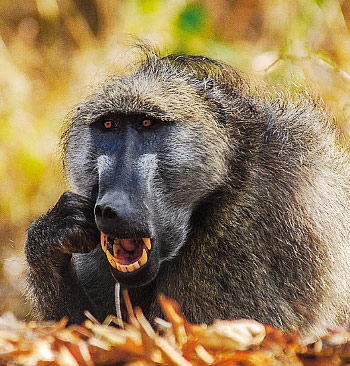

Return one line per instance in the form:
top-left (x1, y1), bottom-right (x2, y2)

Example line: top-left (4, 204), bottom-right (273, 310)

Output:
top-left (120, 239), bottom-right (139, 252)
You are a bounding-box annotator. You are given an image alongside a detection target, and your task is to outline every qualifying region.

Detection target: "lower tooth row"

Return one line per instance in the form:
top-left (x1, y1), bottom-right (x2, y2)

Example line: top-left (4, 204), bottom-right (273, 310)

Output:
top-left (106, 248), bottom-right (148, 272)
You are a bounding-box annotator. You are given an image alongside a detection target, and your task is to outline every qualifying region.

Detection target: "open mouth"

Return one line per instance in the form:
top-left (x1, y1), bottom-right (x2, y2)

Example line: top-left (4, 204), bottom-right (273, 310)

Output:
top-left (100, 233), bottom-right (151, 273)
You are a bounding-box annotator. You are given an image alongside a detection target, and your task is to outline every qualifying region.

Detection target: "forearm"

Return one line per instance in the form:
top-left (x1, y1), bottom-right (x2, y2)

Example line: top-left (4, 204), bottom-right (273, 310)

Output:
top-left (26, 260), bottom-right (95, 323)
top-left (24, 192), bottom-right (100, 323)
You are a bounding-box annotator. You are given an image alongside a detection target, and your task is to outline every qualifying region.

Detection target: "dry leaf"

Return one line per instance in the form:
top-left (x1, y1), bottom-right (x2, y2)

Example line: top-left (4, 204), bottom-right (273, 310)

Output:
top-left (0, 295), bottom-right (349, 365)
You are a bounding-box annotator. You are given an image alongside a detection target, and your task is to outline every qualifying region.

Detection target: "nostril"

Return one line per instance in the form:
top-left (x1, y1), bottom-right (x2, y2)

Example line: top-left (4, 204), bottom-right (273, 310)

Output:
top-left (95, 204), bottom-right (116, 220)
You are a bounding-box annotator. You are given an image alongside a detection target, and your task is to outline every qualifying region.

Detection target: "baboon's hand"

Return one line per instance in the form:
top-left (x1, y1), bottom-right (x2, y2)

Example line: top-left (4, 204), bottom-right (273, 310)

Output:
top-left (48, 192), bottom-right (99, 254)
top-left (26, 192), bottom-right (100, 270)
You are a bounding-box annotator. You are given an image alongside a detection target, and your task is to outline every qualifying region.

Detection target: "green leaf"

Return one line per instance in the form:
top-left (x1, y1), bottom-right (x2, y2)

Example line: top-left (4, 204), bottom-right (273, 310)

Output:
top-left (177, 3), bottom-right (207, 34)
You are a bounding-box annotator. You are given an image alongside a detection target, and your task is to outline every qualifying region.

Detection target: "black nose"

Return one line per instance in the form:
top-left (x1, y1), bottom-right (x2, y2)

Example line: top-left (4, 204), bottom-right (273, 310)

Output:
top-left (94, 193), bottom-right (151, 238)
top-left (94, 204), bottom-right (117, 221)
top-left (94, 200), bottom-right (124, 235)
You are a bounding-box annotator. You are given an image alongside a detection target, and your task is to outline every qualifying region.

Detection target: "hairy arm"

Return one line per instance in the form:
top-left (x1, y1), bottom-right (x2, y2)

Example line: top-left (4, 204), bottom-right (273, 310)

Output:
top-left (25, 192), bottom-right (100, 323)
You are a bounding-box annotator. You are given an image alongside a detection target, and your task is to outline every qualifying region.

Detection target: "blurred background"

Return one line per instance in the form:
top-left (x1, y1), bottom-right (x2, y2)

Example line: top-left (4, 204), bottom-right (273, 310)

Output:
top-left (1, 0), bottom-right (350, 319)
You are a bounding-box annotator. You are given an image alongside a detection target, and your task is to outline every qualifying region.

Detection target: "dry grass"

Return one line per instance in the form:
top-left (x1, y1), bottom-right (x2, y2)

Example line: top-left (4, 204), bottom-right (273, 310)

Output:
top-left (1, 294), bottom-right (350, 365)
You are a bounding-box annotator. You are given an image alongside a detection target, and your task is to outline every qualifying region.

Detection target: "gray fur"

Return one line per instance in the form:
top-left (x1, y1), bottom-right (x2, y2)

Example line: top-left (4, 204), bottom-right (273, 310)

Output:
top-left (26, 49), bottom-right (350, 339)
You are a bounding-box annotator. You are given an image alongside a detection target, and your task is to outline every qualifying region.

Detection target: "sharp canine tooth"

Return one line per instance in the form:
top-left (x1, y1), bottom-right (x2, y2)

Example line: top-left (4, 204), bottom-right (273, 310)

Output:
top-left (101, 233), bottom-right (108, 253)
top-left (113, 243), bottom-right (118, 257)
top-left (143, 238), bottom-right (151, 250)
top-left (106, 250), bottom-right (117, 269)
top-left (138, 248), bottom-right (148, 267)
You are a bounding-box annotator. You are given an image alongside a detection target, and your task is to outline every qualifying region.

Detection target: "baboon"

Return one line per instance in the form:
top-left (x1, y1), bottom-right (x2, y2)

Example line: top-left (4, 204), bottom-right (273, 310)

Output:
top-left (25, 48), bottom-right (350, 339)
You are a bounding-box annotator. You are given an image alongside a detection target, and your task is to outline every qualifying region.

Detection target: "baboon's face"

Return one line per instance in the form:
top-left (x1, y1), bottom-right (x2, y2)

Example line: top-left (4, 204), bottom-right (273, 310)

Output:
top-left (64, 73), bottom-right (230, 287)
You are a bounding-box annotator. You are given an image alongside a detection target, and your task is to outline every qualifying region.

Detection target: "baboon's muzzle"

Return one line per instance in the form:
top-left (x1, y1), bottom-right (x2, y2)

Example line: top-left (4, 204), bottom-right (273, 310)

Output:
top-left (94, 185), bottom-right (156, 283)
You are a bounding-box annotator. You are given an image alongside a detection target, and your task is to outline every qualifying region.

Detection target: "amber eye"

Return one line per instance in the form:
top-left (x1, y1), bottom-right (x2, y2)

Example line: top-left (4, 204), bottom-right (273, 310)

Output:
top-left (141, 119), bottom-right (152, 128)
top-left (103, 120), bottom-right (113, 129)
